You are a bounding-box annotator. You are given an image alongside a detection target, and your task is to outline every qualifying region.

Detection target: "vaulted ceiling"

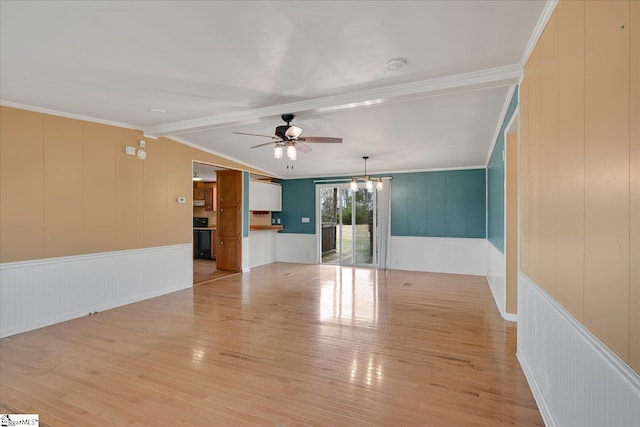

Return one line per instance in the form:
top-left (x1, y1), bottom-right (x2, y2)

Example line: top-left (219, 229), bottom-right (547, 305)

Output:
top-left (0, 0), bottom-right (549, 178)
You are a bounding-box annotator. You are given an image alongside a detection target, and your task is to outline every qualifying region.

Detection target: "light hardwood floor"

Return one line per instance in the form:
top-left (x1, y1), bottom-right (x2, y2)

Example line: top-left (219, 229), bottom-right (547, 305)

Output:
top-left (193, 258), bottom-right (238, 285)
top-left (0, 263), bottom-right (543, 426)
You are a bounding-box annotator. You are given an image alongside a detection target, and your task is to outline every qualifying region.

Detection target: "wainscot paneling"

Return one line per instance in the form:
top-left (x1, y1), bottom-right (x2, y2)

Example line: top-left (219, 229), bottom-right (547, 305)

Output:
top-left (389, 236), bottom-right (486, 276)
top-left (487, 241), bottom-right (515, 321)
top-left (249, 231), bottom-right (278, 269)
top-left (518, 273), bottom-right (640, 427)
top-left (276, 233), bottom-right (317, 264)
top-left (0, 244), bottom-right (192, 338)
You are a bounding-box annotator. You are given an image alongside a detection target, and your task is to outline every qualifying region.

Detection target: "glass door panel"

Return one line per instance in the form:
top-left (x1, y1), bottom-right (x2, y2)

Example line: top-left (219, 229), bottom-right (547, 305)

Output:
top-left (320, 187), bottom-right (341, 264)
top-left (354, 189), bottom-right (374, 265)
top-left (320, 184), bottom-right (376, 267)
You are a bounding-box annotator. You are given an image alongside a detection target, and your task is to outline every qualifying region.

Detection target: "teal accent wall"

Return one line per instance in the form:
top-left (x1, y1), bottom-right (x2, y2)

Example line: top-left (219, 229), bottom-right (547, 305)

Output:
top-left (271, 178), bottom-right (316, 234)
top-left (276, 169), bottom-right (486, 238)
top-left (243, 171), bottom-right (249, 238)
top-left (390, 169), bottom-right (486, 238)
top-left (487, 86), bottom-right (519, 253)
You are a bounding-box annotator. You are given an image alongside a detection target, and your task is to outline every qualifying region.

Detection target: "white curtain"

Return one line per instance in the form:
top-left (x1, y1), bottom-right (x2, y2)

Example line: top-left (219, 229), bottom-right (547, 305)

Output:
top-left (376, 178), bottom-right (391, 269)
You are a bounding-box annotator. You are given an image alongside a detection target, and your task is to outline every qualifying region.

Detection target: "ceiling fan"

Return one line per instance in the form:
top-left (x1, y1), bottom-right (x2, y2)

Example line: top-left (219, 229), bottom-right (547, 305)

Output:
top-left (233, 114), bottom-right (342, 161)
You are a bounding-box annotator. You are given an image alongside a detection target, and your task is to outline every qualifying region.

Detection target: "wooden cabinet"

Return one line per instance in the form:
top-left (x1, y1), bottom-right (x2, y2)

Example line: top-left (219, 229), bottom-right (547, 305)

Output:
top-left (249, 180), bottom-right (282, 211)
top-left (193, 182), bottom-right (205, 200)
top-left (204, 185), bottom-right (216, 211)
top-left (217, 170), bottom-right (241, 204)
top-left (216, 170), bottom-right (242, 271)
top-left (210, 229), bottom-right (217, 259)
top-left (216, 237), bottom-right (238, 271)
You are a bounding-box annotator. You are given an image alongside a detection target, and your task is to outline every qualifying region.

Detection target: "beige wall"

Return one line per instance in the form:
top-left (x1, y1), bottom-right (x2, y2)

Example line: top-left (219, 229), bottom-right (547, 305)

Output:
top-left (0, 106), bottom-right (266, 263)
top-left (520, 0), bottom-right (639, 373)
top-left (506, 134), bottom-right (518, 314)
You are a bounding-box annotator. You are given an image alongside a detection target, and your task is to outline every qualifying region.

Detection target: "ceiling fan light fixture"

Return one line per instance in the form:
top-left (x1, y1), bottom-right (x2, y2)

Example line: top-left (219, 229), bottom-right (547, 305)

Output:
top-left (286, 144), bottom-right (297, 161)
top-left (274, 145), bottom-right (283, 159)
top-left (192, 172), bottom-right (203, 181)
top-left (285, 125), bottom-right (303, 139)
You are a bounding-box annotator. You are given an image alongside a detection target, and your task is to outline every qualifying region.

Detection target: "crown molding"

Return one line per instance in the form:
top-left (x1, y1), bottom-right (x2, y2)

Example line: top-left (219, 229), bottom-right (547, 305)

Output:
top-left (519, 0), bottom-right (558, 68)
top-left (485, 84), bottom-right (517, 166)
top-left (0, 100), bottom-right (141, 130)
top-left (143, 64), bottom-right (523, 137)
top-left (285, 165), bottom-right (487, 181)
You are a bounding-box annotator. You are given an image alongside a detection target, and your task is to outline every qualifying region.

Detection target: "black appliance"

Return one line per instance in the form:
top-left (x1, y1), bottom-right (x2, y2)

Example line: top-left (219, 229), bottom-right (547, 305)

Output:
top-left (193, 217), bottom-right (208, 228)
top-left (193, 217), bottom-right (211, 259)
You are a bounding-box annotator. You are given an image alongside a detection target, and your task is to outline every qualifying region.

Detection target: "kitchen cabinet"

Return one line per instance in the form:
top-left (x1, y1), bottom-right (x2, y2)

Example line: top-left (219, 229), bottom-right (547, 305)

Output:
top-left (193, 182), bottom-right (205, 200)
top-left (210, 229), bottom-right (217, 259)
top-left (205, 185), bottom-right (216, 211)
top-left (217, 171), bottom-right (241, 204)
top-left (216, 169), bottom-right (242, 271)
top-left (249, 180), bottom-right (282, 211)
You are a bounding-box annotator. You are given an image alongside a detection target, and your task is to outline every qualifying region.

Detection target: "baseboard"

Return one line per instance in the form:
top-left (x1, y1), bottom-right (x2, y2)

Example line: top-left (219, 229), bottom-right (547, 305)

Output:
top-left (503, 312), bottom-right (517, 322)
top-left (517, 350), bottom-right (557, 427)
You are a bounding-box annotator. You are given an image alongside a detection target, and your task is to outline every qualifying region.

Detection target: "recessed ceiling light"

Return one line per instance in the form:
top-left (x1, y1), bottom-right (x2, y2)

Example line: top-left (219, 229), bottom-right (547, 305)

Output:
top-left (385, 58), bottom-right (407, 71)
top-left (147, 108), bottom-right (167, 114)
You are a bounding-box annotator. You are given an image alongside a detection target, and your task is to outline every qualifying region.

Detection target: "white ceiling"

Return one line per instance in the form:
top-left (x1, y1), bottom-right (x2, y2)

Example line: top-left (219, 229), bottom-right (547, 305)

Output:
top-left (0, 0), bottom-right (548, 178)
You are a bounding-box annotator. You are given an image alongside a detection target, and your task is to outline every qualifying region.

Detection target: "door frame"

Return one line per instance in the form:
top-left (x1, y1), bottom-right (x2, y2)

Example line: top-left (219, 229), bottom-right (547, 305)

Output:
top-left (315, 182), bottom-right (378, 267)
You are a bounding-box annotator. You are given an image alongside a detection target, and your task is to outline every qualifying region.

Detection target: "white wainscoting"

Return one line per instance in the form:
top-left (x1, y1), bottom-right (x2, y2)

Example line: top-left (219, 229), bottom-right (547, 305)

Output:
top-left (518, 273), bottom-right (640, 427)
top-left (486, 241), bottom-right (512, 320)
top-left (389, 236), bottom-right (487, 276)
top-left (242, 236), bottom-right (250, 272)
top-left (248, 231), bottom-right (278, 268)
top-left (276, 233), bottom-right (317, 264)
top-left (0, 244), bottom-right (192, 338)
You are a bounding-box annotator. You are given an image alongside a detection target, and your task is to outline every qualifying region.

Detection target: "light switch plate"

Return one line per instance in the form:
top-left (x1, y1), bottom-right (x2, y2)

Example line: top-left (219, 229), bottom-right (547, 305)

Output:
top-left (125, 146), bottom-right (136, 155)
top-left (301, 217), bottom-right (310, 223)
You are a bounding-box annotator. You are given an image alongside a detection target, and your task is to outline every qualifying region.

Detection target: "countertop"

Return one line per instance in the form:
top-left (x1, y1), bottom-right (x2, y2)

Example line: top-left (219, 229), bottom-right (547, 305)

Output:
top-left (249, 225), bottom-right (283, 231)
top-left (193, 227), bottom-right (216, 230)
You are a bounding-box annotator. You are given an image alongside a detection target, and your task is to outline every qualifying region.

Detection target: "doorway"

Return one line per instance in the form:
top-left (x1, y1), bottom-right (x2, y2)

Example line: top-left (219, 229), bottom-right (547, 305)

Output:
top-left (192, 162), bottom-right (239, 285)
top-left (318, 184), bottom-right (377, 266)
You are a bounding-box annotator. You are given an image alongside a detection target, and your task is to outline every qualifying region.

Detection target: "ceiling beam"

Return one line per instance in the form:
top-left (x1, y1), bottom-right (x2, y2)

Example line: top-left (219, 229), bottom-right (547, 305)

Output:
top-left (143, 64), bottom-right (522, 137)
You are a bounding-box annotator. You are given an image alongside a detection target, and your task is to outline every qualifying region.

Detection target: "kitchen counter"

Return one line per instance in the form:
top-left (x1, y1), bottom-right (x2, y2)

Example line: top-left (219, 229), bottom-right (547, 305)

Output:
top-left (194, 227), bottom-right (216, 230)
top-left (249, 225), bottom-right (283, 231)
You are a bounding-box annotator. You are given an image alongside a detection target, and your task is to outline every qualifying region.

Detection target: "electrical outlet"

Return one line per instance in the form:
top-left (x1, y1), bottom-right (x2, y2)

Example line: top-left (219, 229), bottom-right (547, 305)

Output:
top-left (301, 217), bottom-right (310, 223)
top-left (125, 146), bottom-right (136, 155)
top-left (139, 139), bottom-right (146, 148)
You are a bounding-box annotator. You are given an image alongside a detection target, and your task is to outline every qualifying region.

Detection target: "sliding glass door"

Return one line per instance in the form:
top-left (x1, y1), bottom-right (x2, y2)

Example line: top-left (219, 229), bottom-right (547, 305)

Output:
top-left (319, 184), bottom-right (376, 266)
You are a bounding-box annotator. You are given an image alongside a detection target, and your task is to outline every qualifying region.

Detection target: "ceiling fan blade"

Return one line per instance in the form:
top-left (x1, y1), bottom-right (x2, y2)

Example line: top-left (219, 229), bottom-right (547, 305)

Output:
top-left (233, 131), bottom-right (276, 139)
top-left (298, 136), bottom-right (342, 144)
top-left (250, 141), bottom-right (276, 149)
top-left (295, 141), bottom-right (312, 153)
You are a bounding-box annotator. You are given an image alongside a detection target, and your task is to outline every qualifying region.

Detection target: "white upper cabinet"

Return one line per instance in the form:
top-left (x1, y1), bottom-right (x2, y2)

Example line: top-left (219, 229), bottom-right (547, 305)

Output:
top-left (249, 181), bottom-right (282, 212)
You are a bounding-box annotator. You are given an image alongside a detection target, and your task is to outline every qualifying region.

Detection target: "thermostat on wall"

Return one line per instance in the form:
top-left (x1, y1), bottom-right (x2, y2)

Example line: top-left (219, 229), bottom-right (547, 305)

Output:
top-left (176, 196), bottom-right (186, 204)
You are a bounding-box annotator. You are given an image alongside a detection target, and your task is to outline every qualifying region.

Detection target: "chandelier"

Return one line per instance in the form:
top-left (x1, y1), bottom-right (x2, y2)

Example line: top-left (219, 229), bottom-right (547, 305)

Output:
top-left (350, 156), bottom-right (383, 192)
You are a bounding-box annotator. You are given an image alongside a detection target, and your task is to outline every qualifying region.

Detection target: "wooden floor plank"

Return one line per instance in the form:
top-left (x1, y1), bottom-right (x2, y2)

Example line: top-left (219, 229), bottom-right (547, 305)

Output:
top-left (0, 263), bottom-right (543, 426)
